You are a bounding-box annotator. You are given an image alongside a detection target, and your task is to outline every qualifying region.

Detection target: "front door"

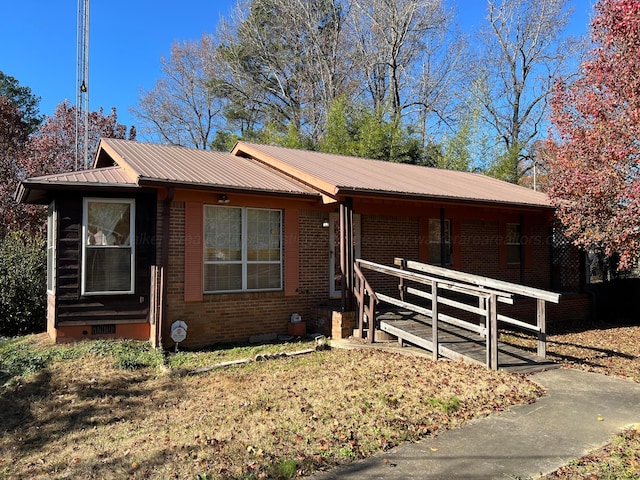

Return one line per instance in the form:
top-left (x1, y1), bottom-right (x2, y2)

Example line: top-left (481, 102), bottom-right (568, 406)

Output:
top-left (329, 212), bottom-right (361, 298)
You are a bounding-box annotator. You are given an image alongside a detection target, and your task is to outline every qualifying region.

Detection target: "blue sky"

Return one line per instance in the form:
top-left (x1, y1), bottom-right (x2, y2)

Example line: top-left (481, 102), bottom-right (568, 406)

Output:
top-left (1, 0), bottom-right (594, 131)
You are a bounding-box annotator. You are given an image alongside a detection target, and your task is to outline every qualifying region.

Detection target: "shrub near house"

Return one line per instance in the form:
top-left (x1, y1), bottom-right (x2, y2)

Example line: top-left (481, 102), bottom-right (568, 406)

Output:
top-left (0, 232), bottom-right (46, 336)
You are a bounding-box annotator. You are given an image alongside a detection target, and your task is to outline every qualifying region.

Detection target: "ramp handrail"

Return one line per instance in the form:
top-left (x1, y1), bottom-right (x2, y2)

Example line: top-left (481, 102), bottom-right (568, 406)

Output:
top-left (353, 258), bottom-right (560, 370)
top-left (353, 262), bottom-right (379, 343)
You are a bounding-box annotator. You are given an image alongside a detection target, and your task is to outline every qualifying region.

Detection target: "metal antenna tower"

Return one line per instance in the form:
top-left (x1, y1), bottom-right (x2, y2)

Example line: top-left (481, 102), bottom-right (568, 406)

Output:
top-left (75, 0), bottom-right (90, 170)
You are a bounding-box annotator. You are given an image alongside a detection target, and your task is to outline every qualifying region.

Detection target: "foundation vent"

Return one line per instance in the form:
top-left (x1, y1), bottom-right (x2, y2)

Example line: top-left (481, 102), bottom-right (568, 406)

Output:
top-left (92, 324), bottom-right (116, 335)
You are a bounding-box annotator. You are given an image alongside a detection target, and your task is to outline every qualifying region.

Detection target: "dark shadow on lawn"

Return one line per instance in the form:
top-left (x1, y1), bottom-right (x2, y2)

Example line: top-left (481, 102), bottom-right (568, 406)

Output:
top-left (500, 324), bottom-right (638, 369)
top-left (0, 366), bottom-right (175, 455)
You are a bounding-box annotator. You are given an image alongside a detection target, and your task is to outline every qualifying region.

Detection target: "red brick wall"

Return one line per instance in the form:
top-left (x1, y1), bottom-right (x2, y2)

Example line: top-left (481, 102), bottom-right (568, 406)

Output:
top-left (360, 214), bottom-right (420, 296)
top-left (460, 220), bottom-right (502, 279)
top-left (160, 192), bottom-right (564, 347)
top-left (163, 201), bottom-right (330, 348)
top-left (459, 218), bottom-right (551, 289)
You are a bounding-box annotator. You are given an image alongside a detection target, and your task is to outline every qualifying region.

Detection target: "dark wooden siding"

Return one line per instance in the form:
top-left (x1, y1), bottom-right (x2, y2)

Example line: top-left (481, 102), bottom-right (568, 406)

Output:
top-left (54, 191), bottom-right (157, 325)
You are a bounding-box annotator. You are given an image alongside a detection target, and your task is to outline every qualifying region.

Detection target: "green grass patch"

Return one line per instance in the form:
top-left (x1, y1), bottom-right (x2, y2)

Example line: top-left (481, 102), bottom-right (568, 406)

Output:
top-left (424, 396), bottom-right (461, 413)
top-left (0, 336), bottom-right (164, 386)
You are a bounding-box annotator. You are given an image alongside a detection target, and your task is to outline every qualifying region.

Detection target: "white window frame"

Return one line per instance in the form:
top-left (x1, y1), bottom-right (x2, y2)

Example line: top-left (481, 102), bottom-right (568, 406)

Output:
top-left (81, 197), bottom-right (136, 296)
top-left (46, 201), bottom-right (56, 294)
top-left (203, 206), bottom-right (283, 294)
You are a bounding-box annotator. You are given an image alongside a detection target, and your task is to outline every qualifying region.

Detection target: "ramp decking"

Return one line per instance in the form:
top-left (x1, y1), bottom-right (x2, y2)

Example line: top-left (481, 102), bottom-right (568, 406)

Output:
top-left (378, 309), bottom-right (558, 374)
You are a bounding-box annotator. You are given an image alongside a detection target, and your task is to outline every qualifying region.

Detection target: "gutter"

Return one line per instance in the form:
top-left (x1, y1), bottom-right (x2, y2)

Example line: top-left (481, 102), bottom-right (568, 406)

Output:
top-left (136, 177), bottom-right (320, 201)
top-left (338, 188), bottom-right (555, 211)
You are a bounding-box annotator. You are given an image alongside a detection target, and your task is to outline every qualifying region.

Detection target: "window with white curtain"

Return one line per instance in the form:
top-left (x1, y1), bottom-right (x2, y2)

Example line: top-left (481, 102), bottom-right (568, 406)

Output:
top-left (82, 198), bottom-right (135, 295)
top-left (204, 206), bottom-right (282, 293)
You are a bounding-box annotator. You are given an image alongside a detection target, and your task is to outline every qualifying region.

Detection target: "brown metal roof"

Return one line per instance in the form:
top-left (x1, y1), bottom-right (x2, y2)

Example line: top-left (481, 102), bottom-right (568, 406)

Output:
top-left (16, 166), bottom-right (138, 203)
top-left (25, 165), bottom-right (135, 186)
top-left (98, 138), bottom-right (319, 196)
top-left (19, 138), bottom-right (552, 210)
top-left (232, 142), bottom-right (552, 208)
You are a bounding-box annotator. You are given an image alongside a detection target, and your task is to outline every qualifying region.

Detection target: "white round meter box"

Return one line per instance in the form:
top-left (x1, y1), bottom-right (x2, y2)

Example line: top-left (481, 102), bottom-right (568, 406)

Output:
top-left (170, 320), bottom-right (188, 343)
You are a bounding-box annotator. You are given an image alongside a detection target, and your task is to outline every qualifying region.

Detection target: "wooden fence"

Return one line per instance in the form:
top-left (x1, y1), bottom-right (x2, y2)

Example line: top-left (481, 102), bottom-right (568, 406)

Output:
top-left (353, 257), bottom-right (561, 370)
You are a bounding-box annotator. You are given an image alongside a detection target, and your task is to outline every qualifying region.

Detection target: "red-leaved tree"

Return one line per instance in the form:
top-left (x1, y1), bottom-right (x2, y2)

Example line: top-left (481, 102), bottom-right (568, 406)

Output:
top-left (0, 97), bottom-right (30, 236)
top-left (548, 0), bottom-right (640, 271)
top-left (7, 101), bottom-right (135, 235)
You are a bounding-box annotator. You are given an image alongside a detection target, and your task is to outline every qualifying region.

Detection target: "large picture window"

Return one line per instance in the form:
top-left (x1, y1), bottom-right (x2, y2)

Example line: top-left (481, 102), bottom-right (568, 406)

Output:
top-left (82, 198), bottom-right (135, 295)
top-left (204, 206), bottom-right (282, 293)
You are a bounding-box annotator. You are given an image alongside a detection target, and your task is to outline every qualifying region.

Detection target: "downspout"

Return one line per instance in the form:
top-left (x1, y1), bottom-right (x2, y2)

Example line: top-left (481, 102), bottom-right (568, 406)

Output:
top-left (158, 187), bottom-right (174, 349)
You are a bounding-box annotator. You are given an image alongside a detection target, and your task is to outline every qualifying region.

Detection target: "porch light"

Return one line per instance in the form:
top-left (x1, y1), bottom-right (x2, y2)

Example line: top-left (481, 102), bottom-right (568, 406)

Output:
top-left (322, 219), bottom-right (330, 228)
top-left (218, 194), bottom-right (230, 204)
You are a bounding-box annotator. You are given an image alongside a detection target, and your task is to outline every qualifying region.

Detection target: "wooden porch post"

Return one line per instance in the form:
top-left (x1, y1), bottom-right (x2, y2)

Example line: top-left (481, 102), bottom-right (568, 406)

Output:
top-left (339, 199), bottom-right (355, 312)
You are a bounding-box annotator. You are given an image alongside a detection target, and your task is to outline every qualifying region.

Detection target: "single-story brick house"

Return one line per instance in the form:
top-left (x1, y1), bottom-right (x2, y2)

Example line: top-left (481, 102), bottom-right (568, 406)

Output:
top-left (17, 139), bottom-right (589, 347)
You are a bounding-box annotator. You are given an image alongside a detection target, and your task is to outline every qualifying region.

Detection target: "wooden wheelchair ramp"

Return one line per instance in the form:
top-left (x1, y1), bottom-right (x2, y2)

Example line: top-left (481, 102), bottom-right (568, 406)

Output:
top-left (354, 258), bottom-right (562, 371)
top-left (378, 309), bottom-right (558, 374)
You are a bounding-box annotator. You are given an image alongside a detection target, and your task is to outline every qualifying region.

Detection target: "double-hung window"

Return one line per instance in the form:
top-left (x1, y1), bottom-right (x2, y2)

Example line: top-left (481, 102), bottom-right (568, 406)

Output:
top-left (82, 198), bottom-right (135, 295)
top-left (204, 206), bottom-right (282, 293)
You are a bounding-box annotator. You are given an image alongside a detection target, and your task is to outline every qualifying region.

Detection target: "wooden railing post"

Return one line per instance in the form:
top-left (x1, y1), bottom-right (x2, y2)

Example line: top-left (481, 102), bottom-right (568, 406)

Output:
top-left (354, 262), bottom-right (378, 344)
top-left (489, 293), bottom-right (498, 370)
top-left (358, 293), bottom-right (365, 341)
top-left (398, 258), bottom-right (406, 302)
top-left (368, 294), bottom-right (376, 344)
top-left (431, 280), bottom-right (439, 361)
top-left (478, 294), bottom-right (486, 338)
top-left (485, 295), bottom-right (492, 367)
top-left (537, 298), bottom-right (546, 358)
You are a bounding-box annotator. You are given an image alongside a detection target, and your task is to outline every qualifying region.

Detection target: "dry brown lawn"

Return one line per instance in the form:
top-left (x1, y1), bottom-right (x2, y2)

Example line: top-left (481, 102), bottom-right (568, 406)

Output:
top-left (0, 337), bottom-right (543, 480)
top-left (501, 323), bottom-right (640, 383)
top-left (3, 323), bottom-right (640, 479)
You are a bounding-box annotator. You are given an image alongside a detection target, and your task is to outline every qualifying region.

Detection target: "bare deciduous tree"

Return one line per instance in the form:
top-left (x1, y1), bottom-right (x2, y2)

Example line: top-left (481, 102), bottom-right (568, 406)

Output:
top-left (132, 35), bottom-right (224, 149)
top-left (216, 0), bottom-right (352, 142)
top-left (472, 0), bottom-right (582, 182)
top-left (349, 0), bottom-right (450, 118)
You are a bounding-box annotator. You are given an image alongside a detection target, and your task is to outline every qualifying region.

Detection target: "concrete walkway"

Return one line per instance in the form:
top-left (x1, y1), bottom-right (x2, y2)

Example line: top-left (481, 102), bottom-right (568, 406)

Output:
top-left (310, 368), bottom-right (640, 479)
